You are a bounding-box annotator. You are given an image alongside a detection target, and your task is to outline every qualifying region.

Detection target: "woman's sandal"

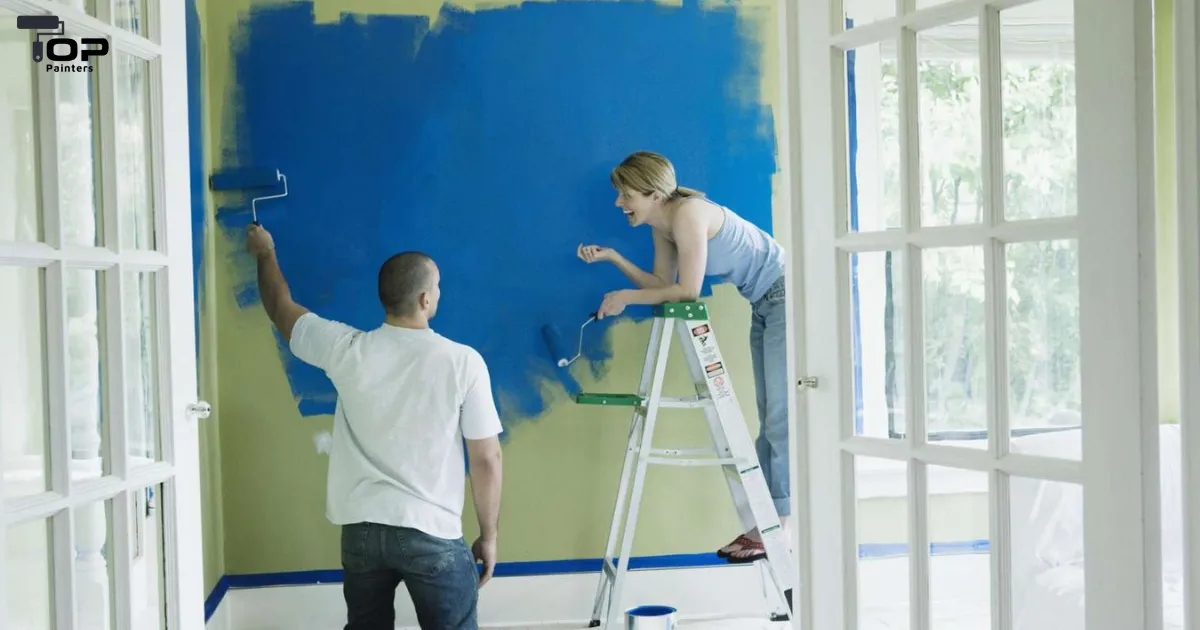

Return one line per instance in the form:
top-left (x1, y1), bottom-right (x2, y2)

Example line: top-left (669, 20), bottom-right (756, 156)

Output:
top-left (716, 533), bottom-right (757, 559)
top-left (724, 537), bottom-right (766, 564)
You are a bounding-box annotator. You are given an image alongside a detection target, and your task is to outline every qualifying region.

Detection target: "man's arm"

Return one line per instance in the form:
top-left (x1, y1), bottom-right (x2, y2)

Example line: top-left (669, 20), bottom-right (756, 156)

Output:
top-left (462, 353), bottom-right (503, 540)
top-left (466, 436), bottom-right (502, 542)
top-left (248, 225), bottom-right (309, 342)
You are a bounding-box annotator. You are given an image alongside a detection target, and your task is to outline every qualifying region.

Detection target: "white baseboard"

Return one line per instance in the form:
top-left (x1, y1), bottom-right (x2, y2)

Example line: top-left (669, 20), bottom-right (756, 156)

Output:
top-left (206, 564), bottom-right (787, 629)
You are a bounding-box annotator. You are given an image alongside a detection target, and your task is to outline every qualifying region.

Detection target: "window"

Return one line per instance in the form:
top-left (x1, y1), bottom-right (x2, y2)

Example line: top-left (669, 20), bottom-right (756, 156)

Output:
top-left (846, 10), bottom-right (1080, 442)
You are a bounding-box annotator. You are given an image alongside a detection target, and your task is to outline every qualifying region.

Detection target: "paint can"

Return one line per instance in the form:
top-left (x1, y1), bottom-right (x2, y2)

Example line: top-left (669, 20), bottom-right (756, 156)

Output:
top-left (625, 605), bottom-right (677, 630)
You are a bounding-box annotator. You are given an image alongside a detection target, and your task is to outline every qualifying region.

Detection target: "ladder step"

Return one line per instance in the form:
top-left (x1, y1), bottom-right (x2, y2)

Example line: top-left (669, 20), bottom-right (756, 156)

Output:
top-left (658, 396), bottom-right (712, 408)
top-left (646, 456), bottom-right (742, 467)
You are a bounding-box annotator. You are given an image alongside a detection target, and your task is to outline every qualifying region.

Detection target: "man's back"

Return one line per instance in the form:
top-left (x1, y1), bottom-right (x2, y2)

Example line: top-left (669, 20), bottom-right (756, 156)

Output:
top-left (289, 313), bottom-right (503, 540)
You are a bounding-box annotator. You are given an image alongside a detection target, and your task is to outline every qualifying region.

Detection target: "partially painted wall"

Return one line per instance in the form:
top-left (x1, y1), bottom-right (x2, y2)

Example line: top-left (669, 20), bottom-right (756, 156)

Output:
top-left (201, 0), bottom-right (785, 574)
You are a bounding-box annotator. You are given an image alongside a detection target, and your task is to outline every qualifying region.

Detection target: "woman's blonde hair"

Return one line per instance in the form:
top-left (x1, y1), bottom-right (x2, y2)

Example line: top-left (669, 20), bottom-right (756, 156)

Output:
top-left (610, 151), bottom-right (705, 201)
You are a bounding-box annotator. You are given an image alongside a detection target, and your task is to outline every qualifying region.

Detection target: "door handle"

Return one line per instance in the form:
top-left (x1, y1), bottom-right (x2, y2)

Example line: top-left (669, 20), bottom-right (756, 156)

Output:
top-left (186, 401), bottom-right (212, 419)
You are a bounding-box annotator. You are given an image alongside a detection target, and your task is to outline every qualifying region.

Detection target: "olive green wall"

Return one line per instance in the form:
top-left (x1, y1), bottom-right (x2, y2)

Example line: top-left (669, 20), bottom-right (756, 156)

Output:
top-left (191, 0), bottom-right (227, 596)
top-left (1156, 0), bottom-right (1180, 426)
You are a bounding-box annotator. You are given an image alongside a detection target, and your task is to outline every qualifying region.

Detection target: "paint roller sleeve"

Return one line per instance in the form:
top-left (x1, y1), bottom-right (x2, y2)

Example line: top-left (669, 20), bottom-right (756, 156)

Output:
top-left (541, 324), bottom-right (569, 367)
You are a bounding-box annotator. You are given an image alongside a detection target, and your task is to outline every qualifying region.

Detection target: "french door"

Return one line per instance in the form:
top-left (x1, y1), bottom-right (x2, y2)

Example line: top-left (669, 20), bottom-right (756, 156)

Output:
top-left (0, 0), bottom-right (204, 628)
top-left (786, 0), bottom-right (1162, 628)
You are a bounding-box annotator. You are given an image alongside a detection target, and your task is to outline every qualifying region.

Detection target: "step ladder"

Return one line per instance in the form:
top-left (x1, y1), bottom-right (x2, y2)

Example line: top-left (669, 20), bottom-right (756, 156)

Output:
top-left (574, 301), bottom-right (795, 628)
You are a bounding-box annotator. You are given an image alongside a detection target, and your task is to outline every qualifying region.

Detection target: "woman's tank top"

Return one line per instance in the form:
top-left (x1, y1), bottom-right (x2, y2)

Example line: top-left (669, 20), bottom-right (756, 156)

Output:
top-left (693, 198), bottom-right (785, 304)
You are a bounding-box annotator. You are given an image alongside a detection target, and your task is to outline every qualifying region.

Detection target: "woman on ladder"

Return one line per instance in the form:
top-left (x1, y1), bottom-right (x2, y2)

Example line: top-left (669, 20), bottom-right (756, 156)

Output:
top-left (577, 150), bottom-right (789, 563)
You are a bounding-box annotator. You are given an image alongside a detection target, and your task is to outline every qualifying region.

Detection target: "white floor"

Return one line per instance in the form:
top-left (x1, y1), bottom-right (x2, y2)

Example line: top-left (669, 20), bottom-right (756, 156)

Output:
top-left (206, 553), bottom-right (1183, 629)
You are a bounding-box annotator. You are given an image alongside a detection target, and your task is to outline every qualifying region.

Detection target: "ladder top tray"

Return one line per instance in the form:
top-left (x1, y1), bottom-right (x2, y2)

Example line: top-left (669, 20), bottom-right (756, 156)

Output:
top-left (574, 393), bottom-right (645, 406)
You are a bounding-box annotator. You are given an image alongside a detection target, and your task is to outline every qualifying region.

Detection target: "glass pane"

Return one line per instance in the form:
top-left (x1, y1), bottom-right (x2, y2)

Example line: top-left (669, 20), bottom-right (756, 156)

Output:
top-left (1009, 475), bottom-right (1084, 627)
top-left (843, 0), bottom-right (895, 29)
top-left (114, 0), bottom-right (148, 36)
top-left (923, 247), bottom-right (987, 447)
top-left (55, 0), bottom-right (98, 16)
top-left (115, 53), bottom-right (154, 250)
top-left (851, 250), bottom-right (907, 439)
top-left (856, 455), bottom-right (909, 628)
top-left (918, 19), bottom-right (983, 227)
top-left (927, 466), bottom-right (991, 629)
top-left (58, 71), bottom-right (103, 248)
top-left (131, 484), bottom-right (166, 630)
top-left (125, 271), bottom-right (159, 465)
top-left (0, 9), bottom-right (43, 243)
top-left (1001, 0), bottom-right (1076, 221)
top-left (1005, 240), bottom-right (1080, 457)
top-left (916, 0), bottom-right (956, 8)
top-left (1, 266), bottom-right (50, 499)
top-left (68, 268), bottom-right (110, 483)
top-left (75, 497), bottom-right (116, 628)
top-left (846, 40), bottom-right (902, 232)
top-left (4, 517), bottom-right (53, 629)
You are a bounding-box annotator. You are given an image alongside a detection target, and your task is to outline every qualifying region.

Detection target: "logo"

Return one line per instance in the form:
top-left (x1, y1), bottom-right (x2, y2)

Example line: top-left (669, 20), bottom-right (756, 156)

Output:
top-left (17, 14), bottom-right (110, 72)
top-left (691, 324), bottom-right (710, 337)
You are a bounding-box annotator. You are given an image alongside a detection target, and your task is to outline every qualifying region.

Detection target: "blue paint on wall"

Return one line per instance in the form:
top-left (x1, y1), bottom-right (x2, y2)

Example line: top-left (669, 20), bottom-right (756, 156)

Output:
top-left (220, 0), bottom-right (777, 422)
top-left (186, 0), bottom-right (205, 360)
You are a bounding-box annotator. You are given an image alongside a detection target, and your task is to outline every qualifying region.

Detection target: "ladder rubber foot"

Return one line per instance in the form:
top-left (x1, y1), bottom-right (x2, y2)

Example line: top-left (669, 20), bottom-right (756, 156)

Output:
top-left (770, 614), bottom-right (790, 622)
top-left (588, 620), bottom-right (601, 628)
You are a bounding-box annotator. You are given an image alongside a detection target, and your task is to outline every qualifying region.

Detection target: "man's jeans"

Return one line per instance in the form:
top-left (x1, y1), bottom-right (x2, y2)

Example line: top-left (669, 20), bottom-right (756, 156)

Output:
top-left (341, 522), bottom-right (479, 629)
top-left (750, 275), bottom-right (790, 517)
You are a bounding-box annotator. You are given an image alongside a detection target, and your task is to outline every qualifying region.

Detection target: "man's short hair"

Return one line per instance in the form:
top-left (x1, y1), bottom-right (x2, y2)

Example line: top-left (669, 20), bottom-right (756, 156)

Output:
top-left (378, 251), bottom-right (435, 317)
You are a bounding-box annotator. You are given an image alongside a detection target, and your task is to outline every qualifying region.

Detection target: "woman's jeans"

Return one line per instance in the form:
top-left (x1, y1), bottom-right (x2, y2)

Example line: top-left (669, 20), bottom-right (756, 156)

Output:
top-left (750, 274), bottom-right (790, 517)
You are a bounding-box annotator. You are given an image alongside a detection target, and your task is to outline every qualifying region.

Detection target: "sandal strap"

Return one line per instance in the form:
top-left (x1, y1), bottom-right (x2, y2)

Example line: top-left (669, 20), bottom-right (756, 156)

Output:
top-left (737, 538), bottom-right (764, 551)
top-left (726, 533), bottom-right (755, 547)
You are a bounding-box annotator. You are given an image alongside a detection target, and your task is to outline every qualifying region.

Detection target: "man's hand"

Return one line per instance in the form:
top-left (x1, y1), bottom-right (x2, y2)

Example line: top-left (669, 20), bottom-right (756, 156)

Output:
top-left (472, 536), bottom-right (497, 587)
top-left (246, 224), bottom-right (276, 259)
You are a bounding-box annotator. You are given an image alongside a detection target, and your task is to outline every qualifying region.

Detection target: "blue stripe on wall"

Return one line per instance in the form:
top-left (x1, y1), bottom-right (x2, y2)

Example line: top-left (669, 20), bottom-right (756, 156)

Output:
top-left (202, 541), bottom-right (990, 621)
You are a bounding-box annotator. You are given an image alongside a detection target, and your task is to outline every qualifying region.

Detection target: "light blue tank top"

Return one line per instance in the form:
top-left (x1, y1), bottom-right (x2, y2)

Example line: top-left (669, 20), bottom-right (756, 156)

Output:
top-left (696, 198), bottom-right (785, 304)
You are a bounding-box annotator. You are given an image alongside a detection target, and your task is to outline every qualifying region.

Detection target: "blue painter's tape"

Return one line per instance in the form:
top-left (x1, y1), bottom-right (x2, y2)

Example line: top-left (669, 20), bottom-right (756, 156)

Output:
top-left (203, 541), bottom-right (990, 619)
top-left (210, 167), bottom-right (284, 191)
top-left (203, 576), bottom-right (229, 621)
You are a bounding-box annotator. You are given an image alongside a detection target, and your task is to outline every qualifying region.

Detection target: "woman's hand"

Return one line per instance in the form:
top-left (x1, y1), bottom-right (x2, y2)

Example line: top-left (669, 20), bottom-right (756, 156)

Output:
top-left (577, 243), bottom-right (615, 264)
top-left (597, 290), bottom-right (631, 319)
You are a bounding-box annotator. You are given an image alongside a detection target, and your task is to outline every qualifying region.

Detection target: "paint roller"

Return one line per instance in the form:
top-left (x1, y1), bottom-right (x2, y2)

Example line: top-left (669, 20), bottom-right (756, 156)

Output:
top-left (209, 167), bottom-right (289, 225)
top-left (542, 312), bottom-right (597, 368)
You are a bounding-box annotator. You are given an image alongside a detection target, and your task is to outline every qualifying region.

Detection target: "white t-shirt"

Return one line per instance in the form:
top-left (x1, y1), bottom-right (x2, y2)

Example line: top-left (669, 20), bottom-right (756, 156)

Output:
top-left (289, 312), bottom-right (503, 540)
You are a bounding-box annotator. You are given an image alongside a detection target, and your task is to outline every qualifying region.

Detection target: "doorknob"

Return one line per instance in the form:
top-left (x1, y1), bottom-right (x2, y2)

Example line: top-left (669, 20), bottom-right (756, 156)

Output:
top-left (797, 376), bottom-right (818, 390)
top-left (186, 401), bottom-right (211, 419)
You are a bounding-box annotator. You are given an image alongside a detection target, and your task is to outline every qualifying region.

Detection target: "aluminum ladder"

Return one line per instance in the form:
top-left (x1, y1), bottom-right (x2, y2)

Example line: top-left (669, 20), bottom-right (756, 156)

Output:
top-left (574, 301), bottom-right (794, 628)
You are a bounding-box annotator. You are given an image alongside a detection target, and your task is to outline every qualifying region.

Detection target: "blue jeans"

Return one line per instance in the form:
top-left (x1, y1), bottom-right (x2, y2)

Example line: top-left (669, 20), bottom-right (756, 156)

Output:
top-left (341, 522), bottom-right (479, 629)
top-left (750, 275), bottom-right (790, 517)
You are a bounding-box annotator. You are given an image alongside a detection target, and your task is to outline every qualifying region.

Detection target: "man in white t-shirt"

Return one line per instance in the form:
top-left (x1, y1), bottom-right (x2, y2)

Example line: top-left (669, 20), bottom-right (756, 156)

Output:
top-left (246, 224), bottom-right (503, 630)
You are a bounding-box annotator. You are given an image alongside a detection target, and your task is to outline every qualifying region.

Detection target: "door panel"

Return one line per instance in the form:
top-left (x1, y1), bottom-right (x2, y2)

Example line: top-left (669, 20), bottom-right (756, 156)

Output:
top-left (0, 0), bottom-right (203, 627)
top-left (789, 0), bottom-right (1161, 629)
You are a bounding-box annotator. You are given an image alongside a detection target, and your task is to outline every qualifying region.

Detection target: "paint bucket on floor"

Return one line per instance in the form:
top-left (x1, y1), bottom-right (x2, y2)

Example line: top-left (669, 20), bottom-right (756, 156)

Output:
top-left (625, 605), bottom-right (677, 630)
